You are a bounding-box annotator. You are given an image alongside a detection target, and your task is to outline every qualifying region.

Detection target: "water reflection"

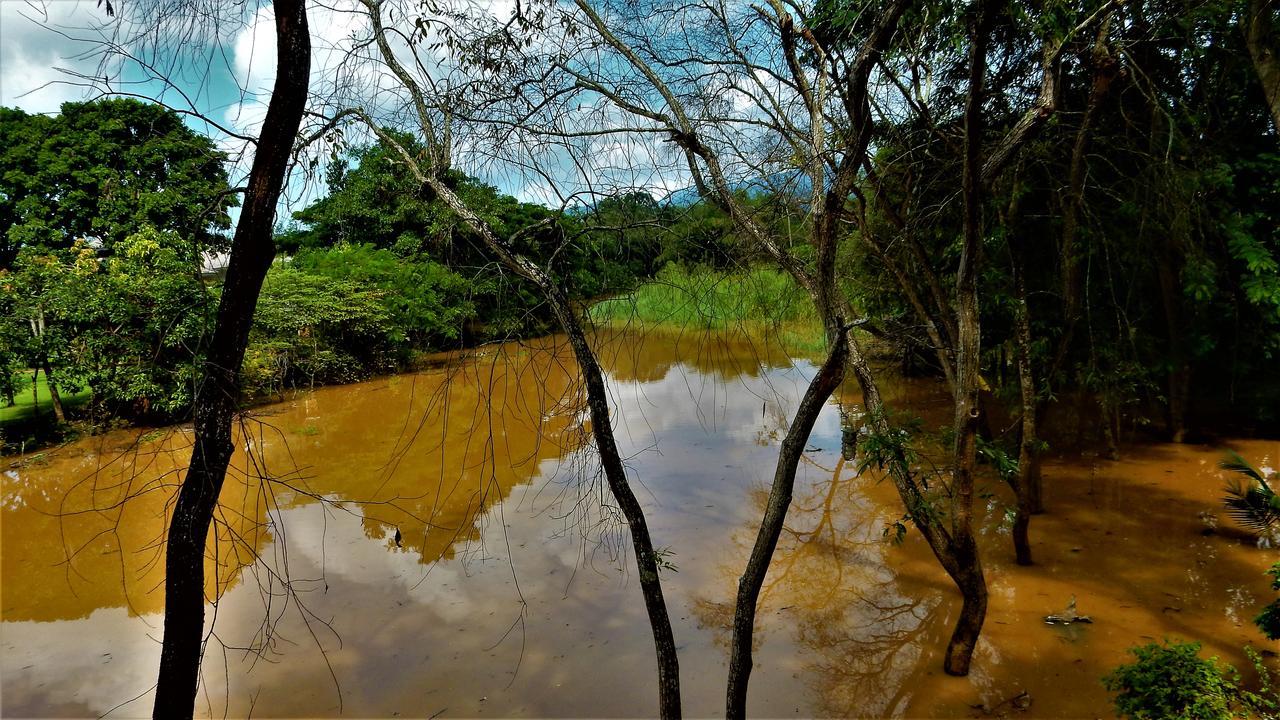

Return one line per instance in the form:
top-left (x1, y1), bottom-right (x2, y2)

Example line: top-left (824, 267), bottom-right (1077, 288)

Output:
top-left (2, 327), bottom-right (1277, 718)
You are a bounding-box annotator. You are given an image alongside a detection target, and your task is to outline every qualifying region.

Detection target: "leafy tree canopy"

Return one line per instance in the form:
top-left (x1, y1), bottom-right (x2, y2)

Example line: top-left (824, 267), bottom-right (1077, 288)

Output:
top-left (0, 98), bottom-right (236, 267)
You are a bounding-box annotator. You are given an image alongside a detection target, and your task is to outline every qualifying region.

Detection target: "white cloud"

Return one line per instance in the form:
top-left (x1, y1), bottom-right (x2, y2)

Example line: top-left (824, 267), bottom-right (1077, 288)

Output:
top-left (1, 0), bottom-right (693, 211)
top-left (0, 1), bottom-right (107, 113)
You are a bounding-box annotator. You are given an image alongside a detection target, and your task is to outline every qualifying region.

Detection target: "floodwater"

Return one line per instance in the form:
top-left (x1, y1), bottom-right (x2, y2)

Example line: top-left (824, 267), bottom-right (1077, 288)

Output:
top-left (2, 328), bottom-right (1277, 718)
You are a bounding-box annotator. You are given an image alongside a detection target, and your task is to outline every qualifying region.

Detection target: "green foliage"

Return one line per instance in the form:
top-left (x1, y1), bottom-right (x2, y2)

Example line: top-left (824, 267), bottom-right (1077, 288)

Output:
top-left (1102, 642), bottom-right (1238, 720)
top-left (0, 229), bottom-right (213, 421)
top-left (654, 546), bottom-right (679, 574)
top-left (281, 136), bottom-right (667, 346)
top-left (836, 0), bottom-right (1280, 433)
top-left (977, 437), bottom-right (1020, 483)
top-left (279, 133), bottom-right (445, 255)
top-left (245, 265), bottom-right (392, 393)
top-left (1257, 563), bottom-right (1280, 642)
top-left (291, 244), bottom-right (474, 347)
top-left (0, 98), bottom-right (230, 436)
top-left (1220, 452), bottom-right (1280, 536)
top-left (0, 99), bottom-right (234, 267)
top-left (590, 263), bottom-right (820, 342)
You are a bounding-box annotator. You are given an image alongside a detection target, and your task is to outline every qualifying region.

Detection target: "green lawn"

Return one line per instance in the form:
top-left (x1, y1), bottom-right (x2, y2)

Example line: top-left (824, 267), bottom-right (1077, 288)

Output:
top-left (1, 371), bottom-right (91, 424)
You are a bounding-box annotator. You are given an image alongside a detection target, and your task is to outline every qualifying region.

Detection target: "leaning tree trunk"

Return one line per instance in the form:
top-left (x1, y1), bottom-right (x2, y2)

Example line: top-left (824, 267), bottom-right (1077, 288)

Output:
top-left (726, 328), bottom-right (848, 719)
top-left (550, 288), bottom-right (683, 719)
top-left (351, 1), bottom-right (684, 706)
top-left (422, 177), bottom-right (684, 719)
top-left (41, 360), bottom-right (65, 423)
top-left (152, 1), bottom-right (310, 717)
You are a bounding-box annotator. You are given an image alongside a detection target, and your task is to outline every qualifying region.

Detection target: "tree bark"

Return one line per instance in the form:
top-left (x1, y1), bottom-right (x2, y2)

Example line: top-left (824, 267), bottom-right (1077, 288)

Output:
top-left (1010, 243), bottom-right (1038, 562)
top-left (570, 0), bottom-right (995, 678)
top-left (426, 179), bottom-right (684, 719)
top-left (152, 1), bottom-right (310, 717)
top-left (353, 1), bottom-right (684, 705)
top-left (42, 359), bottom-right (65, 423)
top-left (942, 536), bottom-right (988, 674)
top-left (1047, 23), bottom-right (1116, 386)
top-left (1246, 0), bottom-right (1280, 131)
top-left (1156, 225), bottom-right (1190, 442)
top-left (726, 328), bottom-right (848, 720)
top-left (943, 0), bottom-right (993, 673)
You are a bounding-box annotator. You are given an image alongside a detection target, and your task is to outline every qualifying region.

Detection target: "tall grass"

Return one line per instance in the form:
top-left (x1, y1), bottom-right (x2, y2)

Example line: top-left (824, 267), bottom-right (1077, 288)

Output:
top-left (590, 264), bottom-right (824, 352)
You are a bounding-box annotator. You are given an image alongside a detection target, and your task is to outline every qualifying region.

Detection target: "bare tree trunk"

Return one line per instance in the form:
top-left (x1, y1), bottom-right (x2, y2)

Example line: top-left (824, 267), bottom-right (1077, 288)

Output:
top-left (42, 360), bottom-right (65, 423)
top-left (553, 294), bottom-right (683, 719)
top-left (726, 328), bottom-right (848, 720)
top-left (1156, 230), bottom-right (1190, 442)
top-left (942, 0), bottom-right (993, 672)
top-left (30, 367), bottom-right (39, 416)
top-left (1047, 23), bottom-right (1115, 386)
top-left (1011, 245), bottom-right (1038, 562)
top-left (152, 1), bottom-right (310, 716)
top-left (428, 183), bottom-right (684, 718)
top-left (1246, 0), bottom-right (1280, 130)
top-left (352, 0), bottom-right (683, 704)
top-left (569, 0), bottom-right (999, 679)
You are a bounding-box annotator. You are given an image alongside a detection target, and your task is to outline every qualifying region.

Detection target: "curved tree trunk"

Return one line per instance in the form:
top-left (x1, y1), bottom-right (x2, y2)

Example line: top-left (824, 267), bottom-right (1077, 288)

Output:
top-left (941, 536), bottom-right (989, 674)
top-left (569, 0), bottom-right (999, 680)
top-left (355, 1), bottom-right (684, 709)
top-left (726, 328), bottom-right (848, 719)
top-left (152, 1), bottom-right (310, 716)
top-left (550, 290), bottom-right (683, 720)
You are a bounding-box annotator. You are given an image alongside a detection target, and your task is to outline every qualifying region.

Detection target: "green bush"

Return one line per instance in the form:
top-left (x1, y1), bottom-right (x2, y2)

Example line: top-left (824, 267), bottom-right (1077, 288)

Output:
top-left (1103, 641), bottom-right (1237, 720)
top-left (290, 244), bottom-right (473, 348)
top-left (246, 266), bottom-right (393, 393)
top-left (1258, 563), bottom-right (1280, 642)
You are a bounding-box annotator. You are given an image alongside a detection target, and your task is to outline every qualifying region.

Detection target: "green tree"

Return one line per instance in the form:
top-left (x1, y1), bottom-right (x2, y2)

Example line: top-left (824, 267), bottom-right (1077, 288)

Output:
top-left (0, 98), bottom-right (235, 267)
top-left (290, 243), bottom-right (474, 349)
top-left (0, 230), bottom-right (214, 421)
top-left (244, 265), bottom-right (392, 392)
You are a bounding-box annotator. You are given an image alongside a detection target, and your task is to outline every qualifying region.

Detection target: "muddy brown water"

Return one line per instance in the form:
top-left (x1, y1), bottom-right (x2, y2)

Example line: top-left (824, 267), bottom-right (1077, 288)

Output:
top-left (2, 328), bottom-right (1276, 718)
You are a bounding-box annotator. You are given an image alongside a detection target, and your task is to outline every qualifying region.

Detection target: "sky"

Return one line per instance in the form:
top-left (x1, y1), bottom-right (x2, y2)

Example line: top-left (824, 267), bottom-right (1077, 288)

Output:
top-left (0, 0), bottom-right (323, 221)
top-left (0, 0), bottom-right (550, 221)
top-left (0, 0), bottom-right (695, 224)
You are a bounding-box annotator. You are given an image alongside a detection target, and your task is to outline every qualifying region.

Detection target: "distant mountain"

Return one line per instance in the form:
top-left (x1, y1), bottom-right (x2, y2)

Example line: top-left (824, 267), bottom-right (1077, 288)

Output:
top-left (659, 170), bottom-right (815, 207)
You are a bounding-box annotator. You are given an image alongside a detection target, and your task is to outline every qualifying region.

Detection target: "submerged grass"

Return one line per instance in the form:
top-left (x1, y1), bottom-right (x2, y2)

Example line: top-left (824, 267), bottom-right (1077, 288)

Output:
top-left (590, 264), bottom-right (825, 354)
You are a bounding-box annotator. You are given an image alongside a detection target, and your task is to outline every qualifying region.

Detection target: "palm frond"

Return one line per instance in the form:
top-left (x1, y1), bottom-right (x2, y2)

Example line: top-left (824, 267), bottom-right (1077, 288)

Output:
top-left (1223, 477), bottom-right (1280, 534)
top-left (1220, 451), bottom-right (1271, 491)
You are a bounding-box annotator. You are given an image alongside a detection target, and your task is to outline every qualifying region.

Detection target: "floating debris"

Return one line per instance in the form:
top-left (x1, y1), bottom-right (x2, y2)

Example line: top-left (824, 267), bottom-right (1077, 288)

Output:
top-left (1044, 595), bottom-right (1093, 625)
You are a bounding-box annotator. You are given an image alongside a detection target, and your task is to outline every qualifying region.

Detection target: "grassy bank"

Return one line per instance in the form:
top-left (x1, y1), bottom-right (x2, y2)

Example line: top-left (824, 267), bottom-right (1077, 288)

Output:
top-left (1, 372), bottom-right (94, 454)
top-left (1, 371), bottom-right (91, 424)
top-left (590, 264), bottom-right (825, 353)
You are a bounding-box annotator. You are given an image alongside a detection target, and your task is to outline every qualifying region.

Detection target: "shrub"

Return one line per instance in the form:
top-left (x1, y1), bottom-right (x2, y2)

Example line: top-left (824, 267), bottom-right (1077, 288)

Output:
top-left (1103, 641), bottom-right (1236, 720)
